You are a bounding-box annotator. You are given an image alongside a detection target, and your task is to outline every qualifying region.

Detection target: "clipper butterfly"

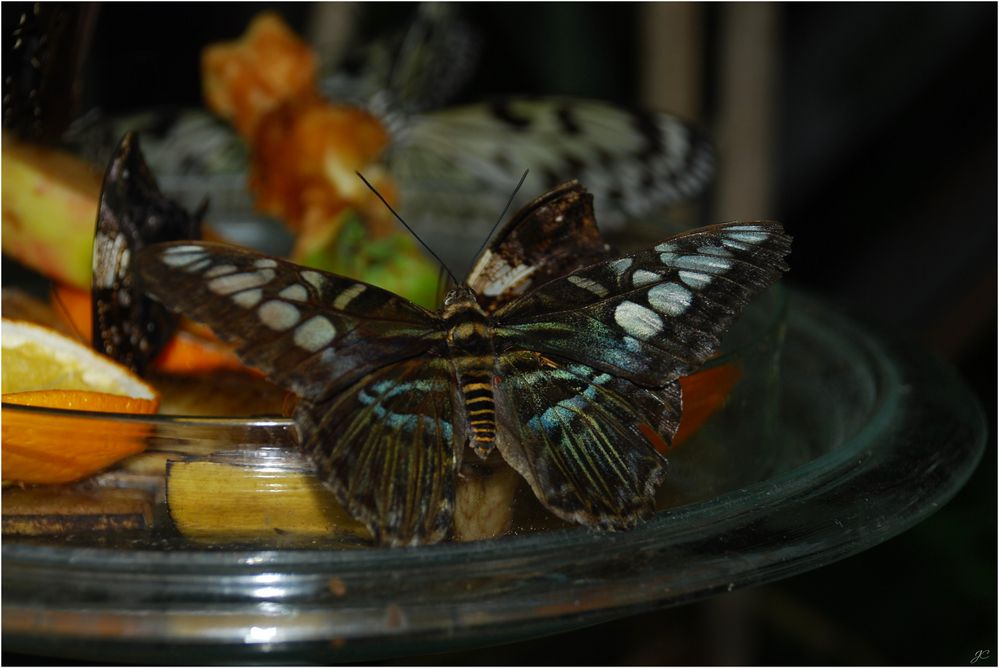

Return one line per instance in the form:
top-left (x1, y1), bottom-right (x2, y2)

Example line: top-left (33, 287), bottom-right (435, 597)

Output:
top-left (137, 182), bottom-right (790, 546)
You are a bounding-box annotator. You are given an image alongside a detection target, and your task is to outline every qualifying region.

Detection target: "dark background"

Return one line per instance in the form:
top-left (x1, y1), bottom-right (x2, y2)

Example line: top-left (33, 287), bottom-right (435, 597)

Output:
top-left (3, 2), bottom-right (995, 664)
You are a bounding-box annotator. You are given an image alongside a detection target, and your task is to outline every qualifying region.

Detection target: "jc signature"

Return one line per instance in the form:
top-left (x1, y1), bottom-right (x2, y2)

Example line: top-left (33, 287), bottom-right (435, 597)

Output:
top-left (971, 650), bottom-right (991, 664)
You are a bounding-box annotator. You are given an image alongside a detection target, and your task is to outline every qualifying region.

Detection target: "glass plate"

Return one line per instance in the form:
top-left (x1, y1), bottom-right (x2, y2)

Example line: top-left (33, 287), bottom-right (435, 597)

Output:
top-left (1, 291), bottom-right (985, 663)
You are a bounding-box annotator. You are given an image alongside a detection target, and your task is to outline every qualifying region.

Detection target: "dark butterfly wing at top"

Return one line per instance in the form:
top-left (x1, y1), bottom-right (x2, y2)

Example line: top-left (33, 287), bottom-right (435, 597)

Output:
top-left (136, 241), bottom-right (444, 401)
top-left (92, 132), bottom-right (204, 375)
top-left (464, 180), bottom-right (611, 312)
top-left (494, 222), bottom-right (792, 387)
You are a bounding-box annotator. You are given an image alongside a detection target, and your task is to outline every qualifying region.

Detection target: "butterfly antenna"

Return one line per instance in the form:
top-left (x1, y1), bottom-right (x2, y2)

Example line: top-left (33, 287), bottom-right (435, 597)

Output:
top-left (355, 171), bottom-right (459, 285)
top-left (473, 169), bottom-right (529, 260)
top-left (51, 288), bottom-right (89, 345)
top-left (434, 263), bottom-right (452, 306)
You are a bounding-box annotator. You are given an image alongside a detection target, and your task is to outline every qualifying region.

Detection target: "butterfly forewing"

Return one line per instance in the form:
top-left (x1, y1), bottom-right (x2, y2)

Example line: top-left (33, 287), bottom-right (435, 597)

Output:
top-left (136, 242), bottom-right (443, 399)
top-left (296, 357), bottom-right (460, 546)
top-left (493, 352), bottom-right (680, 527)
top-left (92, 132), bottom-right (204, 375)
top-left (493, 222), bottom-right (791, 387)
top-left (465, 181), bottom-right (611, 311)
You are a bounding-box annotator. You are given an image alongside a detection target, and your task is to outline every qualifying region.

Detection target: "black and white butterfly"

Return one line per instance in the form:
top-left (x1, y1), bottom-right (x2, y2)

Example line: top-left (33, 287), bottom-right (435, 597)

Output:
top-left (92, 132), bottom-right (205, 374)
top-left (67, 6), bottom-right (711, 257)
top-left (322, 5), bottom-right (715, 236)
top-left (137, 182), bottom-right (790, 546)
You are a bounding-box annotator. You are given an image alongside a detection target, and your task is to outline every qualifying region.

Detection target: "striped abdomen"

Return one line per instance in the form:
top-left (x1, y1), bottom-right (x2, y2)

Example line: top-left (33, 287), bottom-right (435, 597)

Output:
top-left (442, 287), bottom-right (498, 459)
top-left (456, 358), bottom-right (496, 457)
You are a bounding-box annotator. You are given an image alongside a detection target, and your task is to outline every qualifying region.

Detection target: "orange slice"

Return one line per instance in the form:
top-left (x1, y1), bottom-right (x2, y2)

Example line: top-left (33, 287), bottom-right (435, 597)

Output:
top-left (50, 284), bottom-right (251, 375)
top-left (2, 319), bottom-right (159, 483)
top-left (673, 362), bottom-right (743, 448)
top-left (152, 330), bottom-right (255, 375)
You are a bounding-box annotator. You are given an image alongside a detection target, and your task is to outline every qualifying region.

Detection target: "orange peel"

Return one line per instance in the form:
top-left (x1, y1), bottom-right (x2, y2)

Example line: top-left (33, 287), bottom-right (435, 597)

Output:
top-left (2, 319), bottom-right (160, 483)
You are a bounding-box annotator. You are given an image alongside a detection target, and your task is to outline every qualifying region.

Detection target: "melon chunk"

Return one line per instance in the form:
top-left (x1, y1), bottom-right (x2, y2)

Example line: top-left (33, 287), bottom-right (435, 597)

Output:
top-left (2, 134), bottom-right (100, 288)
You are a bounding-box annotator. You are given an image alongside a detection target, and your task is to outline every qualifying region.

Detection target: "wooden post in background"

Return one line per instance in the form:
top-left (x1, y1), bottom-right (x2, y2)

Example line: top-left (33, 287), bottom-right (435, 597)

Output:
top-left (307, 3), bottom-right (360, 69)
top-left (713, 3), bottom-right (780, 220)
top-left (640, 3), bottom-right (705, 121)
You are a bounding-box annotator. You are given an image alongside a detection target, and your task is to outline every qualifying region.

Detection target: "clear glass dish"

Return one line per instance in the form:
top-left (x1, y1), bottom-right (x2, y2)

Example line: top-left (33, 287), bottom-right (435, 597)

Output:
top-left (1, 290), bottom-right (985, 662)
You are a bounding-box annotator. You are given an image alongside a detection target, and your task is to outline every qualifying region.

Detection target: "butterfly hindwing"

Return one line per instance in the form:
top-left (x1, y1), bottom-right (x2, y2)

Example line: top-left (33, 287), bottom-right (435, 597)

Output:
top-left (136, 241), bottom-right (443, 399)
top-left (92, 132), bottom-right (204, 374)
top-left (493, 222), bottom-right (791, 386)
top-left (296, 357), bottom-right (461, 546)
top-left (493, 351), bottom-right (680, 528)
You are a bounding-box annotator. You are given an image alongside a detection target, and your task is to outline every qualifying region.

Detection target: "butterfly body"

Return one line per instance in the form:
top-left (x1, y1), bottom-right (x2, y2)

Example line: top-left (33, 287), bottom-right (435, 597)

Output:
top-left (138, 182), bottom-right (790, 546)
top-left (441, 287), bottom-right (501, 459)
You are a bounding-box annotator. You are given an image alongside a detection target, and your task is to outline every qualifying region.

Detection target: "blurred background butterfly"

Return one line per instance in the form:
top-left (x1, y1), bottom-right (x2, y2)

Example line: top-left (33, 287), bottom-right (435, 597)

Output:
top-left (59, 4), bottom-right (714, 283)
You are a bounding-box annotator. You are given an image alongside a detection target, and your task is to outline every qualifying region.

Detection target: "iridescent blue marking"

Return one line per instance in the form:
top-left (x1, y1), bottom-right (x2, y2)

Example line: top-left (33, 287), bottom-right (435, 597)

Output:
top-left (357, 387), bottom-right (454, 441)
top-left (527, 373), bottom-right (610, 433)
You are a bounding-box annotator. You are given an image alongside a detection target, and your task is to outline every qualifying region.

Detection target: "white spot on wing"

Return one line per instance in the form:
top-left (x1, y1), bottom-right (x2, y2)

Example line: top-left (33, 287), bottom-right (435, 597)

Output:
top-left (679, 270), bottom-right (712, 289)
top-left (254, 258), bottom-right (278, 269)
top-left (163, 244), bottom-right (204, 254)
top-left (294, 316), bottom-right (337, 352)
top-left (209, 269), bottom-right (275, 295)
top-left (279, 284), bottom-right (309, 302)
top-left (465, 249), bottom-right (493, 287)
top-left (648, 282), bottom-right (692, 316)
top-left (117, 248), bottom-right (131, 279)
top-left (721, 238), bottom-right (753, 252)
top-left (482, 263), bottom-right (536, 297)
top-left (94, 231), bottom-right (126, 288)
top-left (609, 258), bottom-right (633, 276)
top-left (232, 289), bottom-right (262, 308)
top-left (699, 244), bottom-right (732, 257)
top-left (568, 275), bottom-right (609, 297)
top-left (631, 269), bottom-right (659, 286)
top-left (614, 301), bottom-right (663, 340)
top-left (161, 246), bottom-right (206, 267)
top-left (301, 270), bottom-right (325, 291)
top-left (725, 227), bottom-right (770, 244)
top-left (183, 257), bottom-right (213, 273)
top-left (258, 300), bottom-right (300, 331)
top-left (673, 255), bottom-right (731, 274)
top-left (205, 264), bottom-right (238, 278)
top-left (333, 283), bottom-right (367, 310)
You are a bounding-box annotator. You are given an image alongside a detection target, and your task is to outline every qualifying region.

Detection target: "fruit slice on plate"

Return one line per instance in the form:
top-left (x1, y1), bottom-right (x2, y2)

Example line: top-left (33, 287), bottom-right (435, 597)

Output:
top-left (2, 318), bottom-right (159, 484)
top-left (51, 283), bottom-right (253, 375)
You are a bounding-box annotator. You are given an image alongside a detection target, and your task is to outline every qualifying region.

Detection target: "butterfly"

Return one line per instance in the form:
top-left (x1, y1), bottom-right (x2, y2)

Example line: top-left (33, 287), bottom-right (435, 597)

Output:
top-left (66, 7), bottom-right (711, 253)
top-left (136, 181), bottom-right (790, 546)
top-left (91, 132), bottom-right (205, 374)
top-left (320, 6), bottom-right (715, 234)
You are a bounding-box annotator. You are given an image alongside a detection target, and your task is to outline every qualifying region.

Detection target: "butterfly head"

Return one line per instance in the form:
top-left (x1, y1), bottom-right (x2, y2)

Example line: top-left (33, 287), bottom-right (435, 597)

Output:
top-left (441, 285), bottom-right (484, 320)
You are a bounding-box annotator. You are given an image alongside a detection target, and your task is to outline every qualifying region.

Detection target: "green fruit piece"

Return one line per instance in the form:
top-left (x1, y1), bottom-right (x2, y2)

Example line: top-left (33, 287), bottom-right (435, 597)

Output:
top-left (297, 211), bottom-right (441, 309)
top-left (2, 134), bottom-right (100, 289)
